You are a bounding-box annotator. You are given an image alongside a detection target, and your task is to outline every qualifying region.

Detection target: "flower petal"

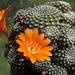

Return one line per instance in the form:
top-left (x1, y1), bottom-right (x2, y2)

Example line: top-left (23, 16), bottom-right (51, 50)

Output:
top-left (36, 33), bottom-right (44, 44)
top-left (32, 29), bottom-right (38, 41)
top-left (0, 11), bottom-right (2, 15)
top-left (23, 52), bottom-right (28, 57)
top-left (0, 8), bottom-right (10, 37)
top-left (36, 54), bottom-right (50, 61)
top-left (39, 39), bottom-right (51, 48)
top-left (25, 29), bottom-right (32, 41)
top-left (30, 56), bottom-right (36, 63)
top-left (42, 55), bottom-right (51, 61)
top-left (17, 47), bottom-right (28, 56)
top-left (35, 54), bottom-right (45, 61)
top-left (40, 51), bottom-right (52, 56)
top-left (17, 47), bottom-right (25, 52)
top-left (2, 8), bottom-right (10, 19)
top-left (18, 33), bottom-right (26, 45)
top-left (16, 40), bottom-right (25, 47)
top-left (2, 10), bottom-right (5, 15)
top-left (41, 46), bottom-right (53, 51)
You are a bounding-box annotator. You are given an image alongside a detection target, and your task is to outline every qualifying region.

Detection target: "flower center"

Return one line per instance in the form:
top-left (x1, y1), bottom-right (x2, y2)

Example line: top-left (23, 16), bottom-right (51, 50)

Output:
top-left (26, 41), bottom-right (41, 54)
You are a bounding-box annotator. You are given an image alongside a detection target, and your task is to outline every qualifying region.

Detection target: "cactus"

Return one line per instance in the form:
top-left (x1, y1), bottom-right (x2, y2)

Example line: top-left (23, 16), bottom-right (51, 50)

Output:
top-left (4, 1), bottom-right (75, 75)
top-left (32, 61), bottom-right (67, 75)
top-left (45, 1), bottom-right (72, 13)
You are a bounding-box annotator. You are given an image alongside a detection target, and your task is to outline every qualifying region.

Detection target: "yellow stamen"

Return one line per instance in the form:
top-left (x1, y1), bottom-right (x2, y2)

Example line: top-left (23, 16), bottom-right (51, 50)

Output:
top-left (26, 41), bottom-right (41, 54)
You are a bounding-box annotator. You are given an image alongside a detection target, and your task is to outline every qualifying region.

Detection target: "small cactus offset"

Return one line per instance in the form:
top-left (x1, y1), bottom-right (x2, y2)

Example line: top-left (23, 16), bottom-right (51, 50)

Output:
top-left (4, 1), bottom-right (75, 75)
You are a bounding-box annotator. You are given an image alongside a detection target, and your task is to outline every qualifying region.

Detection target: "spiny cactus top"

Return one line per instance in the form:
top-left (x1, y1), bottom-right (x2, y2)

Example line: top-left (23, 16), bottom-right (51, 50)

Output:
top-left (4, 1), bottom-right (75, 75)
top-left (45, 1), bottom-right (72, 13)
top-left (14, 5), bottom-right (62, 29)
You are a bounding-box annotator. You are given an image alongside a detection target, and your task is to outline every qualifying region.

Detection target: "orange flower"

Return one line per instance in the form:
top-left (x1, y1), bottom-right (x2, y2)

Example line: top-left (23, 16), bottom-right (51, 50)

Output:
top-left (0, 8), bottom-right (10, 37)
top-left (16, 29), bottom-right (53, 63)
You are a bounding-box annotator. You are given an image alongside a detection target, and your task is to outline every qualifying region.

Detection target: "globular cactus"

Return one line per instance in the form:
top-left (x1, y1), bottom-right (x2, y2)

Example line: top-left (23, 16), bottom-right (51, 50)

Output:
top-left (14, 5), bottom-right (62, 29)
top-left (60, 11), bottom-right (75, 25)
top-left (45, 1), bottom-right (72, 13)
top-left (4, 1), bottom-right (75, 75)
top-left (31, 61), bottom-right (67, 75)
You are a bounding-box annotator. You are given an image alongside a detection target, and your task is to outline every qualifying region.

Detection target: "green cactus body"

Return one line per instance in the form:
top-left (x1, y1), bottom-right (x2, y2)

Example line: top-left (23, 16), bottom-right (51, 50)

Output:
top-left (60, 12), bottom-right (75, 25)
top-left (4, 1), bottom-right (75, 75)
top-left (45, 1), bottom-right (72, 13)
top-left (52, 47), bottom-right (75, 67)
top-left (32, 61), bottom-right (67, 75)
top-left (67, 64), bottom-right (75, 74)
top-left (24, 5), bottom-right (62, 28)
